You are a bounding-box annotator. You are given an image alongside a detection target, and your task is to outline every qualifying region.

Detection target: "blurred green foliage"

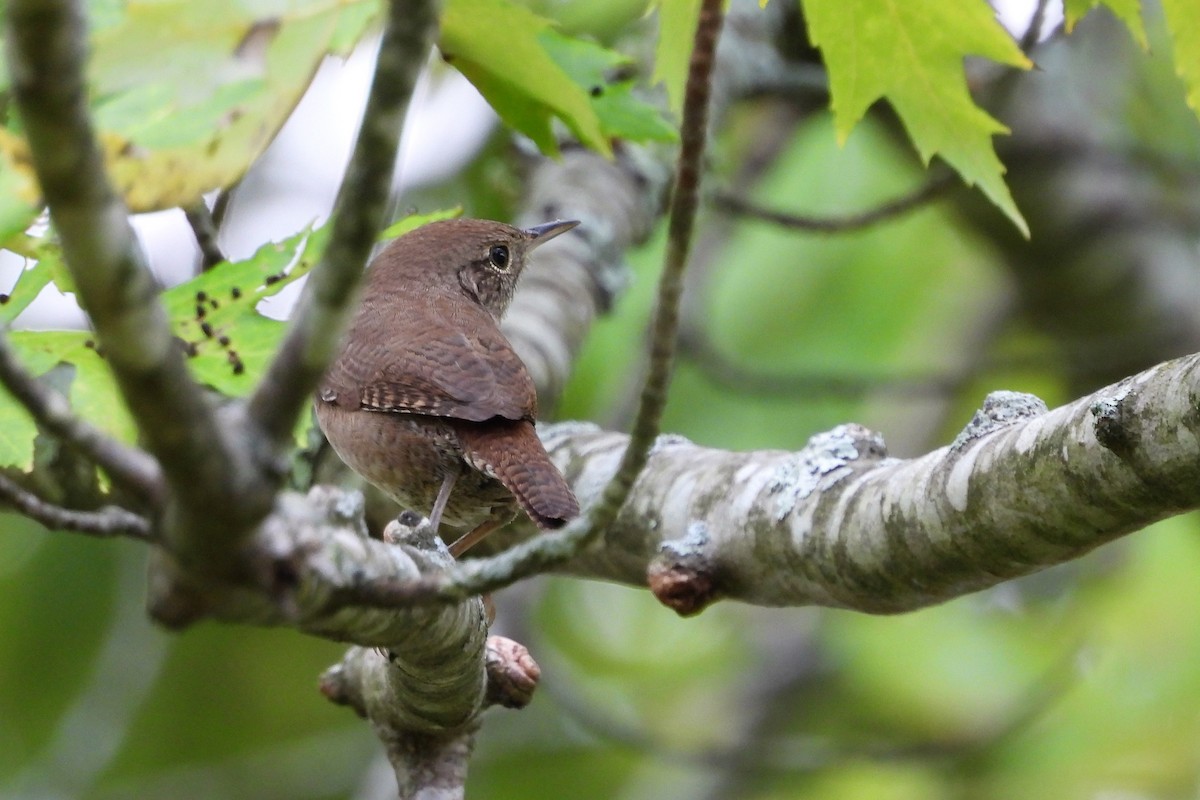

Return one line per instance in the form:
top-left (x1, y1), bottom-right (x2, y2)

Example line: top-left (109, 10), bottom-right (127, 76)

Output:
top-left (804, 0), bottom-right (1032, 234)
top-left (2, 1), bottom-right (1200, 799)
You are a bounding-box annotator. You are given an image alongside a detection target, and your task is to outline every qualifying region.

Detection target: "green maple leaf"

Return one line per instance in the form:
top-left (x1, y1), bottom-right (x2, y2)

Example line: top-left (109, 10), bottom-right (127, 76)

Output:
top-left (163, 226), bottom-right (323, 398)
top-left (7, 330), bottom-right (137, 470)
top-left (804, 0), bottom-right (1032, 236)
top-left (1062, 1), bottom-right (1200, 130)
top-left (1063, 0), bottom-right (1148, 47)
top-left (380, 206), bottom-right (463, 240)
top-left (0, 260), bottom-right (54, 470)
top-left (441, 0), bottom-right (673, 154)
top-left (441, 0), bottom-right (608, 155)
top-left (0, 256), bottom-right (52, 327)
top-left (1162, 0), bottom-right (1200, 115)
top-left (651, 0), bottom-right (702, 116)
top-left (540, 29), bottom-right (679, 144)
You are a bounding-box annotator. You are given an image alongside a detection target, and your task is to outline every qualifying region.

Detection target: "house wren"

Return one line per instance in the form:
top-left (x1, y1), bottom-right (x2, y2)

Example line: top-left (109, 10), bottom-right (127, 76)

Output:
top-left (315, 218), bottom-right (581, 556)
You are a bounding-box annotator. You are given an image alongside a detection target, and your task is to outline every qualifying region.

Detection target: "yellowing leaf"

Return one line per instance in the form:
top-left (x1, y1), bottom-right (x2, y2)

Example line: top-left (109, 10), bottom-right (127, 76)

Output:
top-left (0, 0), bottom-right (380, 214)
top-left (0, 132), bottom-right (43, 244)
top-left (441, 0), bottom-right (608, 155)
top-left (804, 0), bottom-right (1032, 236)
top-left (1162, 0), bottom-right (1200, 115)
top-left (1064, 0), bottom-right (1148, 48)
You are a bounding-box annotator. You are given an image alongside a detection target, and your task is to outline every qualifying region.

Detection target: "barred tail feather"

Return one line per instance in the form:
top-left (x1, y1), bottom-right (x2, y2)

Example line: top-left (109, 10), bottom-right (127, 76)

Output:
top-left (453, 419), bottom-right (579, 529)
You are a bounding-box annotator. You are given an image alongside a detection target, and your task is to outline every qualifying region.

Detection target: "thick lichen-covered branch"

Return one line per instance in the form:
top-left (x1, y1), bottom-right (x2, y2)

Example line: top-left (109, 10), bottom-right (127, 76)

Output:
top-left (541, 354), bottom-right (1200, 614)
top-left (331, 353), bottom-right (1200, 612)
top-left (148, 487), bottom-right (490, 730)
top-left (141, 351), bottom-right (1200, 621)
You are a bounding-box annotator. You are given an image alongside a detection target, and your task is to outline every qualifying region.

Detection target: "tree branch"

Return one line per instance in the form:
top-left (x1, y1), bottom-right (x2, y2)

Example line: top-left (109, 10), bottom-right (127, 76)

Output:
top-left (146, 485), bottom-right (498, 798)
top-left (711, 172), bottom-right (955, 233)
top-left (0, 473), bottom-right (151, 539)
top-left (247, 0), bottom-right (438, 448)
top-left (318, 352), bottom-right (1200, 612)
top-left (503, 146), bottom-right (670, 411)
top-left (499, 0), bottom-right (798, 412)
top-left (4, 0), bottom-right (260, 534)
top-left (183, 202), bottom-right (226, 271)
top-left (1021, 0), bottom-right (1054, 50)
top-left (385, 729), bottom-right (475, 800)
top-left (677, 321), bottom-right (1135, 405)
top-left (145, 488), bottom-right (491, 726)
top-left (678, 324), bottom-right (967, 401)
top-left (326, 628), bottom-right (564, 799)
top-left (0, 332), bottom-right (164, 503)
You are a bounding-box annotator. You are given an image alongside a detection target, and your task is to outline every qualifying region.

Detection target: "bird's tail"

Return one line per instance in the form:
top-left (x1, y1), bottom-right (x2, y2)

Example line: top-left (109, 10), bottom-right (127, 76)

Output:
top-left (454, 419), bottom-right (579, 529)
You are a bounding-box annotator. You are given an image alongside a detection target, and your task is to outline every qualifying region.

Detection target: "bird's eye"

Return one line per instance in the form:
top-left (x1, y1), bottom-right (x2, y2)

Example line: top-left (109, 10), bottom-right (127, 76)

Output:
top-left (488, 244), bottom-right (510, 270)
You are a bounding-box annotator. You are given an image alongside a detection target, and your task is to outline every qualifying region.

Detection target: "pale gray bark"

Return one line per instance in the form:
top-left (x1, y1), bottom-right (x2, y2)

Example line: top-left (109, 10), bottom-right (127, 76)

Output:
top-left (143, 352), bottom-right (1200, 621)
top-left (515, 354), bottom-right (1200, 612)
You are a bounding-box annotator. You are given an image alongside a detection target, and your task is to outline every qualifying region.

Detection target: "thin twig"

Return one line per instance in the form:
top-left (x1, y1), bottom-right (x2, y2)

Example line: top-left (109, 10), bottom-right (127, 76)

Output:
top-left (1020, 0), bottom-right (1053, 52)
top-left (607, 101), bottom-right (806, 429)
top-left (711, 172), bottom-right (956, 233)
top-left (679, 325), bottom-right (965, 400)
top-left (689, 326), bottom-right (1182, 405)
top-left (438, 0), bottom-right (726, 591)
top-left (210, 186), bottom-right (234, 229)
top-left (4, 0), bottom-right (240, 525)
top-left (183, 202), bottom-right (226, 271)
top-left (247, 0), bottom-right (438, 448)
top-left (986, 0), bottom-right (1054, 110)
top-left (0, 333), bottom-right (164, 503)
top-left (0, 473), bottom-right (152, 539)
top-left (587, 0), bottom-right (724, 524)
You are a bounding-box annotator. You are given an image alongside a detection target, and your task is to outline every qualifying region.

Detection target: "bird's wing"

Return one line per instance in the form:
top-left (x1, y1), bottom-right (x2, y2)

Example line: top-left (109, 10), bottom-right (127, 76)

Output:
top-left (355, 328), bottom-right (537, 422)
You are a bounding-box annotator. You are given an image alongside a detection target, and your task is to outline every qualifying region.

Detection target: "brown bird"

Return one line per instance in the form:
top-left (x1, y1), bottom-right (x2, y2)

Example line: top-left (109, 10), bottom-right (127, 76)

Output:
top-left (315, 218), bottom-right (581, 557)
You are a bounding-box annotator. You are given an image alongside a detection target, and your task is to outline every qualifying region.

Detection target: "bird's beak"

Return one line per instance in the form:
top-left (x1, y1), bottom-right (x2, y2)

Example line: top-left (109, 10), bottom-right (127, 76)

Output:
top-left (524, 219), bottom-right (580, 249)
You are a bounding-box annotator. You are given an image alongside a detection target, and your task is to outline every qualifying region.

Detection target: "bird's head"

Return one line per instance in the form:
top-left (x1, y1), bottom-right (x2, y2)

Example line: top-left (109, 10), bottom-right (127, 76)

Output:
top-left (368, 217), bottom-right (580, 319)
